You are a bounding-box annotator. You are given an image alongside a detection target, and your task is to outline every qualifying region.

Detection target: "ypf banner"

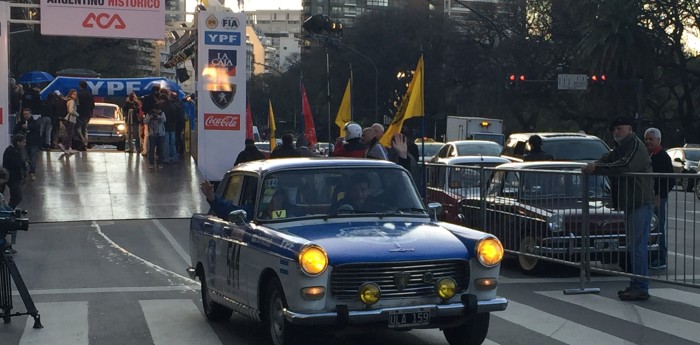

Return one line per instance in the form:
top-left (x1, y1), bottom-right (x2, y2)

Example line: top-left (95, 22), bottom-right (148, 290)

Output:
top-left (197, 11), bottom-right (246, 181)
top-left (40, 0), bottom-right (165, 39)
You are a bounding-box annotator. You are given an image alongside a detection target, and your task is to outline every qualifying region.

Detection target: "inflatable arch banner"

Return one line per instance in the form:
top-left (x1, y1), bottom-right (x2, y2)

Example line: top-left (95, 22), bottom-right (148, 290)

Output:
top-left (39, 77), bottom-right (187, 100)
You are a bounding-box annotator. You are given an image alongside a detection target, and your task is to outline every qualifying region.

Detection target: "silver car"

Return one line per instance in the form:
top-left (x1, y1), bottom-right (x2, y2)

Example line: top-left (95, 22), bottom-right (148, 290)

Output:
top-left (87, 102), bottom-right (127, 150)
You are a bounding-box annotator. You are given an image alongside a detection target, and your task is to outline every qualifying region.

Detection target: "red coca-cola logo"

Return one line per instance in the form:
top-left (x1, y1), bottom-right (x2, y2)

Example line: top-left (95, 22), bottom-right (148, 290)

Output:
top-left (204, 114), bottom-right (240, 130)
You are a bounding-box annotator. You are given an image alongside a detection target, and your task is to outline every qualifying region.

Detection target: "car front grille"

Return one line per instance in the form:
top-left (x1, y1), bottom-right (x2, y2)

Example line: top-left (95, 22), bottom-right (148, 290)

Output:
top-left (89, 125), bottom-right (115, 134)
top-left (330, 260), bottom-right (469, 301)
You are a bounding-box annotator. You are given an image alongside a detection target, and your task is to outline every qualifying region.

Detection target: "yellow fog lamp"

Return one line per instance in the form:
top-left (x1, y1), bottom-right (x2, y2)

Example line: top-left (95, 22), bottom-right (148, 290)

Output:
top-left (359, 283), bottom-right (381, 305)
top-left (298, 245), bottom-right (328, 276)
top-left (435, 278), bottom-right (457, 300)
top-left (477, 237), bottom-right (504, 267)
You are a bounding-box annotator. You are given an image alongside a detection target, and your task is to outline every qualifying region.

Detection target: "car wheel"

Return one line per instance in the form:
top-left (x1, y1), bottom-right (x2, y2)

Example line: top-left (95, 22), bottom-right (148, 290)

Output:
top-left (518, 236), bottom-right (541, 273)
top-left (116, 141), bottom-right (126, 151)
top-left (200, 272), bottom-right (233, 321)
top-left (443, 313), bottom-right (490, 345)
top-left (264, 276), bottom-right (298, 345)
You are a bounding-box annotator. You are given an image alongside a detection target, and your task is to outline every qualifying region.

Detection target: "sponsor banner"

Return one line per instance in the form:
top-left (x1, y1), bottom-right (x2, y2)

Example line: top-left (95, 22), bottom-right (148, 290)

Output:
top-left (204, 113), bottom-right (240, 130)
top-left (40, 0), bottom-right (165, 39)
top-left (39, 77), bottom-right (186, 99)
top-left (197, 11), bottom-right (247, 181)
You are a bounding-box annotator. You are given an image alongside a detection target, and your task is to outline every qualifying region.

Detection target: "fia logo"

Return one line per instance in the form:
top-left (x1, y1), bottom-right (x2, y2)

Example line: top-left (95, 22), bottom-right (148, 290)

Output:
top-left (208, 49), bottom-right (237, 76)
top-left (222, 17), bottom-right (239, 30)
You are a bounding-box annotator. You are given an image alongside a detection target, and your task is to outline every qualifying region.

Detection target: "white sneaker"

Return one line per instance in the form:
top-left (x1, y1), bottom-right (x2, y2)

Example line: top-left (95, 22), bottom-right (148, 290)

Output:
top-left (58, 143), bottom-right (66, 152)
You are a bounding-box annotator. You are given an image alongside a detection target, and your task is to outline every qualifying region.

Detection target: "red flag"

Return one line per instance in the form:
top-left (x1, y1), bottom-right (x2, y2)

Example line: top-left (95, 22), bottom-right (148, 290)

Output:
top-left (301, 83), bottom-right (317, 146)
top-left (245, 101), bottom-right (253, 140)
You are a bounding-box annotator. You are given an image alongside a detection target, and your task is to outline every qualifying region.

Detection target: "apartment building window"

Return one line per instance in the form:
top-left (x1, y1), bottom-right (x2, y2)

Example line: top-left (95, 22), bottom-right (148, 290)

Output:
top-left (367, 0), bottom-right (388, 6)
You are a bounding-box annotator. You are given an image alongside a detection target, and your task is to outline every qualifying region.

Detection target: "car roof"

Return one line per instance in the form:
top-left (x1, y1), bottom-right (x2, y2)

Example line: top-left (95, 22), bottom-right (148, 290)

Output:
top-left (507, 132), bottom-right (602, 141)
top-left (449, 140), bottom-right (502, 145)
top-left (668, 147), bottom-right (700, 152)
top-left (95, 102), bottom-right (119, 108)
top-left (230, 158), bottom-right (401, 174)
top-left (495, 161), bottom-right (587, 170)
top-left (436, 156), bottom-right (511, 165)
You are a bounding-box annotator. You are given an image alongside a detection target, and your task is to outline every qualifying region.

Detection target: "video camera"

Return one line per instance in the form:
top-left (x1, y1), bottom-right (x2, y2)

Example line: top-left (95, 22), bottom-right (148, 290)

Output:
top-left (0, 209), bottom-right (28, 248)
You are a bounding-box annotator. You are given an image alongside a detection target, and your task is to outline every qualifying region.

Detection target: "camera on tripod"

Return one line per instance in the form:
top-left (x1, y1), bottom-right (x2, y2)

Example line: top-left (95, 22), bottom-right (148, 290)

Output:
top-left (0, 209), bottom-right (28, 248)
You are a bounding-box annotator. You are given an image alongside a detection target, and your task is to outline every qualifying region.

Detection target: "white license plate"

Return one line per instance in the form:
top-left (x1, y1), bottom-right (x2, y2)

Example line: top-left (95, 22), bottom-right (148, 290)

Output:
top-left (388, 309), bottom-right (430, 328)
top-left (594, 239), bottom-right (619, 251)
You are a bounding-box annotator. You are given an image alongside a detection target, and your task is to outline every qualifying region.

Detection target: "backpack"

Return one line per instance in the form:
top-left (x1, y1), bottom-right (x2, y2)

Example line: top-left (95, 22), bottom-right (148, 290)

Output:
top-left (54, 97), bottom-right (68, 119)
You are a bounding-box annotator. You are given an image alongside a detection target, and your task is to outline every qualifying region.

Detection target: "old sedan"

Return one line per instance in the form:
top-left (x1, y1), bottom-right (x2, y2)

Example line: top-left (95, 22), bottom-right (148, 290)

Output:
top-left (458, 162), bottom-right (658, 273)
top-left (188, 158), bottom-right (507, 345)
top-left (87, 102), bottom-right (127, 150)
top-left (427, 156), bottom-right (511, 224)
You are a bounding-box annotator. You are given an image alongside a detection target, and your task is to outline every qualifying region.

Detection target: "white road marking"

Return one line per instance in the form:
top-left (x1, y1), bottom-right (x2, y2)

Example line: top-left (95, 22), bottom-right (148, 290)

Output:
top-left (140, 299), bottom-right (223, 345)
top-left (537, 290), bottom-right (700, 343)
top-left (494, 300), bottom-right (633, 344)
top-left (152, 219), bottom-right (190, 265)
top-left (12, 286), bottom-right (197, 296)
top-left (649, 288), bottom-right (700, 308)
top-left (19, 302), bottom-right (88, 345)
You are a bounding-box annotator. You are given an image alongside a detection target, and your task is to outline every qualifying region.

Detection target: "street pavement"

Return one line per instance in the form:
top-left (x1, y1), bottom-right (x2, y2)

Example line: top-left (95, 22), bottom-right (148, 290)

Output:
top-left (2, 218), bottom-right (699, 345)
top-left (2, 152), bottom-right (699, 345)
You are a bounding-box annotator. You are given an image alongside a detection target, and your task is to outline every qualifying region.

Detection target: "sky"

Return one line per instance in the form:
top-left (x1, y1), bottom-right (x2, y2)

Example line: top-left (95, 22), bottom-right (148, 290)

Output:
top-left (226, 0), bottom-right (302, 11)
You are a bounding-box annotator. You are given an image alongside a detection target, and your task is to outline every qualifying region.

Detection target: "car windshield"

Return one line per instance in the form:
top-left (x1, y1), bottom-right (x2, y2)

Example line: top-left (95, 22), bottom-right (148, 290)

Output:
top-left (684, 149), bottom-right (700, 161)
top-left (92, 105), bottom-right (117, 119)
top-left (449, 162), bottom-right (503, 188)
top-left (542, 139), bottom-right (609, 161)
top-left (520, 169), bottom-right (611, 200)
top-left (455, 142), bottom-right (502, 156)
top-left (420, 143), bottom-right (445, 157)
top-left (257, 167), bottom-right (427, 221)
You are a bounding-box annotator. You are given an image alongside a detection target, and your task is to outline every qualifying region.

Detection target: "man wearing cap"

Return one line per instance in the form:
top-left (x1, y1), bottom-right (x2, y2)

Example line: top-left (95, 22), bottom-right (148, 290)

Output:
top-left (582, 116), bottom-right (653, 301)
top-left (234, 139), bottom-right (265, 166)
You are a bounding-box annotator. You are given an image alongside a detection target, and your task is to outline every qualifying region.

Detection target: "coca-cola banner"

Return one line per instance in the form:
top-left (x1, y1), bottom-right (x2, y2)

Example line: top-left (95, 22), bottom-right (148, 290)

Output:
top-left (197, 11), bottom-right (247, 181)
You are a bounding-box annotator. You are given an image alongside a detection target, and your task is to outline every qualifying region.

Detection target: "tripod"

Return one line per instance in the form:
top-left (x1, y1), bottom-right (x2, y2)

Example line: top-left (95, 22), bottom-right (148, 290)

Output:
top-left (0, 248), bottom-right (43, 328)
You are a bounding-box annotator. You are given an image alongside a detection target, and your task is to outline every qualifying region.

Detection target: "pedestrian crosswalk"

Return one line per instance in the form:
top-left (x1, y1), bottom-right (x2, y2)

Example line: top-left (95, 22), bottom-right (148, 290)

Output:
top-left (5, 287), bottom-right (700, 345)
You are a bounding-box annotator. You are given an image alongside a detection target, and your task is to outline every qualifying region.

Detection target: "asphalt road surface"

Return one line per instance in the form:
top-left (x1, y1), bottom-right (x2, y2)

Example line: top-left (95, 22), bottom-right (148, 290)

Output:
top-left (2, 218), bottom-right (699, 345)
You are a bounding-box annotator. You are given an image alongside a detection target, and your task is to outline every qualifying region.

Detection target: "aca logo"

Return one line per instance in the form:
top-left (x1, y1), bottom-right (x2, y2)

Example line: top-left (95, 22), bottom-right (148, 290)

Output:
top-left (208, 49), bottom-right (237, 76)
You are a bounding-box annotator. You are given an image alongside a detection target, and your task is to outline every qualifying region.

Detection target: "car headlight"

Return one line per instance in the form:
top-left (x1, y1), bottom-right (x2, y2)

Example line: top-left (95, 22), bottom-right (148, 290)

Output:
top-left (476, 237), bottom-right (504, 267)
top-left (298, 245), bottom-right (328, 276)
top-left (116, 124), bottom-right (126, 131)
top-left (547, 214), bottom-right (564, 233)
top-left (650, 213), bottom-right (658, 231)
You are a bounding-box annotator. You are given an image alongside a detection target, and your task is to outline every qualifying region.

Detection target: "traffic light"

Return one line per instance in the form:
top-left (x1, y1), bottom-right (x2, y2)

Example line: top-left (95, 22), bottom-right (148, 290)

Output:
top-left (507, 74), bottom-right (526, 88)
top-left (589, 74), bottom-right (607, 86)
top-left (302, 14), bottom-right (343, 38)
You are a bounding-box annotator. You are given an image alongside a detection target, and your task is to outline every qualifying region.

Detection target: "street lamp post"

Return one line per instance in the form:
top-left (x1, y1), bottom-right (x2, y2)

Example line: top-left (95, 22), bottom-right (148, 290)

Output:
top-left (339, 44), bottom-right (379, 124)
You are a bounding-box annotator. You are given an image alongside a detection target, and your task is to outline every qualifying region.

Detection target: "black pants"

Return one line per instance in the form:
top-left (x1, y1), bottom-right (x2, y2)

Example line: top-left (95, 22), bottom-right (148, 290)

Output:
top-left (0, 182), bottom-right (22, 209)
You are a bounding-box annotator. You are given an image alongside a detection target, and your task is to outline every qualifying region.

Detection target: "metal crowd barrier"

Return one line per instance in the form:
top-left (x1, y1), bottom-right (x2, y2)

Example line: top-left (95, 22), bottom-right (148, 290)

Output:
top-left (425, 163), bottom-right (700, 290)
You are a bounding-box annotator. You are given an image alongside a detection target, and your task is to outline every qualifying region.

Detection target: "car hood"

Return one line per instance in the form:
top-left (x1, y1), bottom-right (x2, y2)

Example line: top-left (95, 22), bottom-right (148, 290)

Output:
top-left (279, 221), bottom-right (470, 266)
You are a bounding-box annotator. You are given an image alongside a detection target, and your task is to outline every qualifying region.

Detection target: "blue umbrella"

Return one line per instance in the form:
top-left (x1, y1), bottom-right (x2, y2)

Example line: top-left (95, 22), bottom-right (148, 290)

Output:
top-left (18, 71), bottom-right (54, 84)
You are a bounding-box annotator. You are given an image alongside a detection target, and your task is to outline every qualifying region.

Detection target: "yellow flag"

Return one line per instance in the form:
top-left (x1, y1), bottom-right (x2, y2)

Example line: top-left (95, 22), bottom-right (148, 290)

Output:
top-left (335, 74), bottom-right (352, 137)
top-left (380, 55), bottom-right (425, 147)
top-left (269, 100), bottom-right (277, 151)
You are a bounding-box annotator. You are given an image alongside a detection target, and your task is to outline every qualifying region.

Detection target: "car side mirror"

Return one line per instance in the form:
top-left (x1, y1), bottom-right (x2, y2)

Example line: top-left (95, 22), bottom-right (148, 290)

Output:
top-left (227, 209), bottom-right (247, 224)
top-left (427, 202), bottom-right (442, 221)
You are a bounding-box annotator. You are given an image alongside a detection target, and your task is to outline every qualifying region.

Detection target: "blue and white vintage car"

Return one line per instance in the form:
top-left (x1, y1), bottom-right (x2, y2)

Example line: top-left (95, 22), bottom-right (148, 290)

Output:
top-left (187, 158), bottom-right (507, 345)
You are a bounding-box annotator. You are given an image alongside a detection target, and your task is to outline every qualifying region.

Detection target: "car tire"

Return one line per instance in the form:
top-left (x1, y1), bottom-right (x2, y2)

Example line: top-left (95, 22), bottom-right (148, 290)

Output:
top-left (263, 276), bottom-right (298, 345)
top-left (200, 272), bottom-right (233, 321)
top-left (116, 141), bottom-right (126, 151)
top-left (443, 313), bottom-right (490, 345)
top-left (517, 236), bottom-right (541, 274)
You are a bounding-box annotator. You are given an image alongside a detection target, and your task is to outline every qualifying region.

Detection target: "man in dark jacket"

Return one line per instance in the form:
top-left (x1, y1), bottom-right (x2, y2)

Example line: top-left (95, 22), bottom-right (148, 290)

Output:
top-left (523, 135), bottom-right (554, 161)
top-left (582, 116), bottom-right (653, 301)
top-left (643, 127), bottom-right (674, 269)
top-left (2, 134), bottom-right (27, 209)
top-left (270, 132), bottom-right (301, 159)
top-left (77, 80), bottom-right (95, 149)
top-left (14, 109), bottom-right (41, 181)
top-left (235, 139), bottom-right (266, 165)
top-left (21, 83), bottom-right (43, 116)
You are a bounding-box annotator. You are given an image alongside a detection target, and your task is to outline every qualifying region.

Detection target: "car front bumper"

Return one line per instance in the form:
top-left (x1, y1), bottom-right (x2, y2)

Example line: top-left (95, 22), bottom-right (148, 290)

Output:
top-left (283, 295), bottom-right (507, 326)
top-left (88, 133), bottom-right (125, 144)
top-left (535, 233), bottom-right (659, 255)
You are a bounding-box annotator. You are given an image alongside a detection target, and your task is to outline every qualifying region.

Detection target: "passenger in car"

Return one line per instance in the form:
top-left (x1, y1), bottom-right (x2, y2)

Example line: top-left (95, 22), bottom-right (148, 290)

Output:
top-left (259, 187), bottom-right (302, 219)
top-left (523, 135), bottom-right (554, 161)
top-left (328, 173), bottom-right (372, 213)
top-left (199, 180), bottom-right (252, 221)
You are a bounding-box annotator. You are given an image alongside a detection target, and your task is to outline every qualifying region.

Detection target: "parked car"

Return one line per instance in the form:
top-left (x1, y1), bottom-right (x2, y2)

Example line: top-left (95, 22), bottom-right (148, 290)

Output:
top-left (458, 161), bottom-right (658, 273)
top-left (667, 145), bottom-right (700, 192)
top-left (87, 102), bottom-right (127, 150)
top-left (427, 156), bottom-right (511, 223)
top-left (430, 140), bottom-right (503, 163)
top-left (187, 158), bottom-right (507, 345)
top-left (501, 132), bottom-right (610, 162)
top-left (416, 141), bottom-right (445, 162)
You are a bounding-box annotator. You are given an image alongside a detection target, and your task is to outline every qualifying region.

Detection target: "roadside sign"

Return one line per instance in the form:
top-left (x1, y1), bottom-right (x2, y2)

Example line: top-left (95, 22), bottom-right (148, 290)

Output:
top-left (40, 0), bottom-right (164, 39)
top-left (557, 74), bottom-right (588, 90)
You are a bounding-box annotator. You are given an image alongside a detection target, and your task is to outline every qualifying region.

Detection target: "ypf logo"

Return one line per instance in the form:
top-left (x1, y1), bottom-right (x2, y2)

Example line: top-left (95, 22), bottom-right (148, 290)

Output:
top-left (204, 114), bottom-right (240, 130)
top-left (82, 13), bottom-right (126, 29)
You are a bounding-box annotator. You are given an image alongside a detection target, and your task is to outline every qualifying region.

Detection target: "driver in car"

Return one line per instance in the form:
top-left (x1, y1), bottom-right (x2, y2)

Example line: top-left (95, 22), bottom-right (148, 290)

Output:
top-left (329, 173), bottom-right (378, 213)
